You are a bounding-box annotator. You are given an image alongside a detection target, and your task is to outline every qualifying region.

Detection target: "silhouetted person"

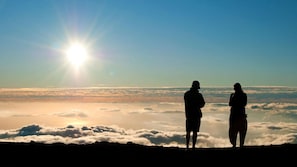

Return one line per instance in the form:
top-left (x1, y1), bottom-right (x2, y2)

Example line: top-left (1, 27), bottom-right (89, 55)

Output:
top-left (184, 80), bottom-right (205, 150)
top-left (228, 82), bottom-right (247, 148)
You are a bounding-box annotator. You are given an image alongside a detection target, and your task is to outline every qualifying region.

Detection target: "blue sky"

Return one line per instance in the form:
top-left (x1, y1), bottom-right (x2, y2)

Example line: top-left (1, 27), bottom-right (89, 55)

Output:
top-left (0, 0), bottom-right (296, 88)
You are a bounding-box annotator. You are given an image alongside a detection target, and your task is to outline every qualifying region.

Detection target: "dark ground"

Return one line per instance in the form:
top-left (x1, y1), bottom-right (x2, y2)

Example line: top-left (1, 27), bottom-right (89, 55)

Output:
top-left (1, 141), bottom-right (296, 165)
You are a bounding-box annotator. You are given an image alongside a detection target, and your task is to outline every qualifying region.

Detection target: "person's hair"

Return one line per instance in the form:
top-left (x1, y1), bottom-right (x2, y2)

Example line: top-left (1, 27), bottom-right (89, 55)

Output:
top-left (192, 80), bottom-right (200, 89)
top-left (234, 82), bottom-right (243, 92)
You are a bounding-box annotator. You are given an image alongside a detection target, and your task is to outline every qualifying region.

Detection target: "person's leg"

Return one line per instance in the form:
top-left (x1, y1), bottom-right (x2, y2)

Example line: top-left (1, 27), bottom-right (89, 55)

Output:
top-left (229, 129), bottom-right (237, 148)
top-left (239, 119), bottom-right (248, 147)
top-left (192, 131), bottom-right (197, 149)
top-left (185, 119), bottom-right (190, 149)
top-left (239, 132), bottom-right (245, 147)
top-left (192, 119), bottom-right (201, 150)
top-left (229, 119), bottom-right (237, 148)
top-left (186, 131), bottom-right (190, 149)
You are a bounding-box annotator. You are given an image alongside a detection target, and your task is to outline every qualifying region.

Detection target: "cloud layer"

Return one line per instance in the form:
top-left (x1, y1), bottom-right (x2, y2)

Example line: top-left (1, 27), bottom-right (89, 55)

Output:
top-left (0, 86), bottom-right (297, 148)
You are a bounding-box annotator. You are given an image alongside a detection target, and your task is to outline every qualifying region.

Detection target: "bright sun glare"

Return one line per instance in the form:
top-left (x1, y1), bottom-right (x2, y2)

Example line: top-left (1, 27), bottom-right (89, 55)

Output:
top-left (66, 43), bottom-right (88, 69)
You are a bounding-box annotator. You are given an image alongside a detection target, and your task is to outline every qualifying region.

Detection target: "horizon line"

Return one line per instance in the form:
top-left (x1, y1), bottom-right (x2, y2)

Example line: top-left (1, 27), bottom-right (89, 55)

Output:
top-left (0, 85), bottom-right (295, 90)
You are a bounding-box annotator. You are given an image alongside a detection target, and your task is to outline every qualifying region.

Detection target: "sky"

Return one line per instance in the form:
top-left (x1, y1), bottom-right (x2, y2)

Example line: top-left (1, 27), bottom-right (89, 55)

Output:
top-left (0, 0), bottom-right (296, 88)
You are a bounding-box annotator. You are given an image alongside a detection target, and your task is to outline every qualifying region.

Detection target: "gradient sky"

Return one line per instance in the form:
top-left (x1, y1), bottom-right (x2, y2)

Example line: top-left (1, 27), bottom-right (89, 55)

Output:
top-left (0, 0), bottom-right (296, 88)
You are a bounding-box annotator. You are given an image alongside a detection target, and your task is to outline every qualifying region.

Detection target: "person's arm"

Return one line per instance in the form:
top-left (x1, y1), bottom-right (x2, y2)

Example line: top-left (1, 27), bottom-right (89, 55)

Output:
top-left (199, 94), bottom-right (205, 108)
top-left (184, 94), bottom-right (189, 118)
top-left (229, 93), bottom-right (234, 106)
top-left (184, 103), bottom-right (188, 118)
top-left (243, 93), bottom-right (247, 107)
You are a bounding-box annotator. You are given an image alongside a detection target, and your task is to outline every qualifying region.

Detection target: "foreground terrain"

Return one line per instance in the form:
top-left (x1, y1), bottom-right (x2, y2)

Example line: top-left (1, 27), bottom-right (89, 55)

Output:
top-left (1, 141), bottom-right (296, 165)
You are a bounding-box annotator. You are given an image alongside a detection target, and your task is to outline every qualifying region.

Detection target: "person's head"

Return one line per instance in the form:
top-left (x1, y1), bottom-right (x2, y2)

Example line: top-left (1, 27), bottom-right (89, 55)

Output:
top-left (233, 82), bottom-right (242, 92)
top-left (192, 80), bottom-right (200, 89)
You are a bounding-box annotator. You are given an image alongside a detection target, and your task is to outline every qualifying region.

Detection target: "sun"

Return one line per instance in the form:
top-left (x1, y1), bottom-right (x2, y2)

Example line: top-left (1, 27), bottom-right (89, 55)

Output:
top-left (66, 42), bottom-right (88, 69)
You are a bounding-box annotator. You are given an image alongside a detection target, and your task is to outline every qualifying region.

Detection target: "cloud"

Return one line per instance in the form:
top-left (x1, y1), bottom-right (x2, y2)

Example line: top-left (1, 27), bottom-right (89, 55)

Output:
top-left (55, 111), bottom-right (88, 118)
top-left (0, 87), bottom-right (297, 148)
top-left (0, 122), bottom-right (296, 148)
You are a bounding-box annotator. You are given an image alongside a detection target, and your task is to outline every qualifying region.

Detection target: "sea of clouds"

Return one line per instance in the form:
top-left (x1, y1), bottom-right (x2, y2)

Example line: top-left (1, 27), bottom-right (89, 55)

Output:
top-left (0, 86), bottom-right (297, 148)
